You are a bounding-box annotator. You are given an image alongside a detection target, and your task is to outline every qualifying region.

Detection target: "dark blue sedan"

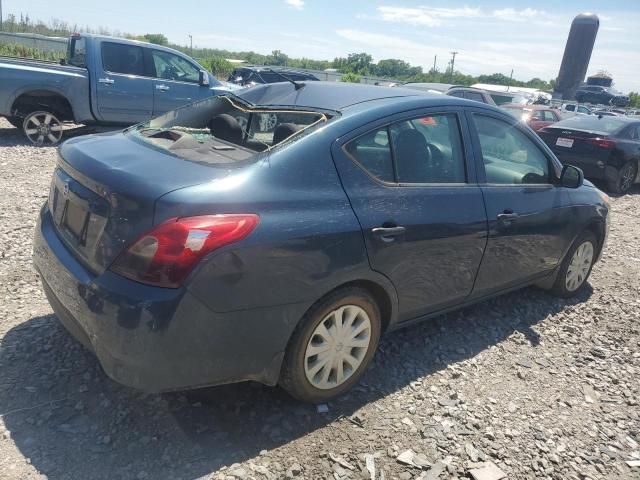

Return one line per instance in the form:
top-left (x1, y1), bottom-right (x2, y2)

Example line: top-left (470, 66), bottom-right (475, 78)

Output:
top-left (33, 82), bottom-right (610, 402)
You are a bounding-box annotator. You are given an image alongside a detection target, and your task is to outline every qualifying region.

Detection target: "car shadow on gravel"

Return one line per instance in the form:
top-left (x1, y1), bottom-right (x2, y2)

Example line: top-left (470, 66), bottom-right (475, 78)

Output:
top-left (0, 285), bottom-right (592, 479)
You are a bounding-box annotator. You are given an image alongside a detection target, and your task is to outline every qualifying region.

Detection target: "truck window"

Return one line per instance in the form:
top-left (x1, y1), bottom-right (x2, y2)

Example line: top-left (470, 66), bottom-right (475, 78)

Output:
top-left (101, 43), bottom-right (145, 76)
top-left (151, 50), bottom-right (200, 83)
top-left (67, 37), bottom-right (87, 67)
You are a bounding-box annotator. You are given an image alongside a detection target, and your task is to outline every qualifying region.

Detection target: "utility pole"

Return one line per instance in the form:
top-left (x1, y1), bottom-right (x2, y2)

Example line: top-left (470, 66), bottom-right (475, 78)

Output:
top-left (508, 69), bottom-right (514, 92)
top-left (449, 51), bottom-right (458, 80)
top-left (0, 0), bottom-right (3, 31)
top-left (432, 55), bottom-right (437, 73)
top-left (189, 34), bottom-right (193, 57)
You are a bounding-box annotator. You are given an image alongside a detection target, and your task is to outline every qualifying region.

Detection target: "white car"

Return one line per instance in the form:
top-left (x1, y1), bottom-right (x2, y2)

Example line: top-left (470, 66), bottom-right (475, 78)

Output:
top-left (562, 104), bottom-right (593, 116)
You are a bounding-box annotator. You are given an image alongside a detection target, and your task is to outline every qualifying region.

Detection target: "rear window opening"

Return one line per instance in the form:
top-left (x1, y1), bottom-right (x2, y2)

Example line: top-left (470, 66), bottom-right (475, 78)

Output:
top-left (128, 95), bottom-right (331, 165)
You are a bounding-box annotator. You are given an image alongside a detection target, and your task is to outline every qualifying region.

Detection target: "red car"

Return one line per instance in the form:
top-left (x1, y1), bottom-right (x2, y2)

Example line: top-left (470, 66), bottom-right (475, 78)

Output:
top-left (501, 104), bottom-right (564, 131)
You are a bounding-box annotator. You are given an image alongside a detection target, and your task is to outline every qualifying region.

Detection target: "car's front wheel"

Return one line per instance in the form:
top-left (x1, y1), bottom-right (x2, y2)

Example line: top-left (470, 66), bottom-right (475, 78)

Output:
top-left (550, 230), bottom-right (597, 298)
top-left (607, 161), bottom-right (637, 195)
top-left (280, 287), bottom-right (381, 402)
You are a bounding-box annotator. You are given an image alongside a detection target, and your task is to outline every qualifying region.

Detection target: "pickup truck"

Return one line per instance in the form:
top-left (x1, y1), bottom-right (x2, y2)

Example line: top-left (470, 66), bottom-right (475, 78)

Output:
top-left (0, 33), bottom-right (238, 145)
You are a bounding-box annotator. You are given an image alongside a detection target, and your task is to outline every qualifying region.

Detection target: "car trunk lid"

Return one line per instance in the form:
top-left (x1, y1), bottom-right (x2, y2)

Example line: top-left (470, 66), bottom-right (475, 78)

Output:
top-left (50, 132), bottom-right (243, 274)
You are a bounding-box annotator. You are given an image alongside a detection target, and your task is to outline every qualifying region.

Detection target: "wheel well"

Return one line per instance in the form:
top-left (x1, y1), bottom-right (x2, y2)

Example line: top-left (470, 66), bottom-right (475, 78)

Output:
top-left (11, 91), bottom-right (74, 122)
top-left (327, 279), bottom-right (394, 333)
top-left (586, 221), bottom-right (605, 257)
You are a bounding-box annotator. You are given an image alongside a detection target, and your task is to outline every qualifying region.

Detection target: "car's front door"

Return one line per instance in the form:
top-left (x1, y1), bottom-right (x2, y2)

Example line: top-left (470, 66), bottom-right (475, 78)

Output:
top-left (466, 110), bottom-right (576, 296)
top-left (95, 41), bottom-right (154, 123)
top-left (150, 49), bottom-right (211, 116)
top-left (332, 109), bottom-right (488, 321)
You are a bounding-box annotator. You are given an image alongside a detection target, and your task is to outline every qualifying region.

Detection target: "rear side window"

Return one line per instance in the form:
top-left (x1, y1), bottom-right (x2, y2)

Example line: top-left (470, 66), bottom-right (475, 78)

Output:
top-left (67, 37), bottom-right (87, 67)
top-left (473, 115), bottom-right (550, 185)
top-left (465, 92), bottom-right (485, 103)
top-left (448, 91), bottom-right (464, 98)
top-left (101, 43), bottom-right (145, 76)
top-left (345, 128), bottom-right (394, 182)
top-left (345, 113), bottom-right (467, 184)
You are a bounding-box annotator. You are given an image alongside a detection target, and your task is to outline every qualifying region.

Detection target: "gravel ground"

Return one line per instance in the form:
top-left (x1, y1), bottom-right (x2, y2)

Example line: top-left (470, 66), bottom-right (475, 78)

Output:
top-left (0, 117), bottom-right (639, 480)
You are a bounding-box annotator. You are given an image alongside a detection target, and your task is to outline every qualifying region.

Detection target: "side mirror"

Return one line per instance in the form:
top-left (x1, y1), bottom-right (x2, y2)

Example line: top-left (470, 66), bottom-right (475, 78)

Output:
top-left (560, 164), bottom-right (584, 188)
top-left (199, 70), bottom-right (210, 86)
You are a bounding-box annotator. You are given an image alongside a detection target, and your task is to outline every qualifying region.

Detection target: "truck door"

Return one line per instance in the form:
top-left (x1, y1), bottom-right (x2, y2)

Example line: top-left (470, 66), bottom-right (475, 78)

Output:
top-left (95, 41), bottom-right (154, 124)
top-left (149, 49), bottom-right (212, 116)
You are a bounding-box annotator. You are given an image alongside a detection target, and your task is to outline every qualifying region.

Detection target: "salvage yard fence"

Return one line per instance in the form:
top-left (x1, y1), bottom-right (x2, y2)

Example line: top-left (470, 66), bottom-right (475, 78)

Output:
top-left (0, 31), bottom-right (68, 53)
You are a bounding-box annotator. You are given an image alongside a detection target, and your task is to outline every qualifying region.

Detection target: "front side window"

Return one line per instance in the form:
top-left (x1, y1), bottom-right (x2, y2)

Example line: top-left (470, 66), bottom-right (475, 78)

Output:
top-left (465, 92), bottom-right (484, 103)
top-left (345, 113), bottom-right (467, 184)
top-left (543, 111), bottom-right (556, 122)
top-left (152, 51), bottom-right (200, 83)
top-left (473, 114), bottom-right (550, 185)
top-left (101, 43), bottom-right (145, 76)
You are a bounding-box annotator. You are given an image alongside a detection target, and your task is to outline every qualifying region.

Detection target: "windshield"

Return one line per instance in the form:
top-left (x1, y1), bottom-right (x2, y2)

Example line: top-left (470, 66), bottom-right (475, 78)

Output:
top-left (553, 116), bottom-right (627, 134)
top-left (128, 95), bottom-right (330, 164)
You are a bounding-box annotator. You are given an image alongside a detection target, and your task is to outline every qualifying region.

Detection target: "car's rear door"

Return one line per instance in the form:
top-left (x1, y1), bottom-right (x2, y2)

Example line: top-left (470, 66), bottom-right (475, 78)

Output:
top-left (95, 41), bottom-right (154, 123)
top-left (466, 109), bottom-right (576, 296)
top-left (149, 49), bottom-right (211, 116)
top-left (332, 108), bottom-right (488, 321)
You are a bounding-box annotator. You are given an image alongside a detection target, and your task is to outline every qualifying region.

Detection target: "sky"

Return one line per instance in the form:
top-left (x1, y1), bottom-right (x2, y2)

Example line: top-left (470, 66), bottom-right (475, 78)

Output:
top-left (3, 0), bottom-right (640, 92)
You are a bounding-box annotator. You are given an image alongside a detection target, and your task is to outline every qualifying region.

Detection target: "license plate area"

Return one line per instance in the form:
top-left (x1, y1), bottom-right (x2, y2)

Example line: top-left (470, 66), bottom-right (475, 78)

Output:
top-left (556, 137), bottom-right (574, 148)
top-left (63, 200), bottom-right (89, 243)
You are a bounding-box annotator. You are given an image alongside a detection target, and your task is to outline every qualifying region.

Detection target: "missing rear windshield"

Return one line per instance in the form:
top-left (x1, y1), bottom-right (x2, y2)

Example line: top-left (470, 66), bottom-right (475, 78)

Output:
top-left (129, 96), bottom-right (330, 165)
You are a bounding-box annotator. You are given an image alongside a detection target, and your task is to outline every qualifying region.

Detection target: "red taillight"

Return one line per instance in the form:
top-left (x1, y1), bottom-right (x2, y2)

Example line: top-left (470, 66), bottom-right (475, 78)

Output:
top-left (111, 214), bottom-right (259, 288)
top-left (587, 137), bottom-right (616, 149)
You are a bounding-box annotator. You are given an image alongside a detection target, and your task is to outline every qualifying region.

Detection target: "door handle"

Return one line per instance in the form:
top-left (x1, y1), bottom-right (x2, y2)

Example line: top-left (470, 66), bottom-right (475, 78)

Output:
top-left (497, 210), bottom-right (519, 225)
top-left (372, 226), bottom-right (406, 241)
top-left (155, 85), bottom-right (170, 91)
top-left (98, 78), bottom-right (114, 85)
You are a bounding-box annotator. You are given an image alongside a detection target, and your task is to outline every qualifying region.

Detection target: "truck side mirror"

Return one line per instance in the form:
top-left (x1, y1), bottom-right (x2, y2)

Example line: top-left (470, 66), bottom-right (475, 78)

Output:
top-left (560, 165), bottom-right (584, 188)
top-left (199, 70), bottom-right (210, 86)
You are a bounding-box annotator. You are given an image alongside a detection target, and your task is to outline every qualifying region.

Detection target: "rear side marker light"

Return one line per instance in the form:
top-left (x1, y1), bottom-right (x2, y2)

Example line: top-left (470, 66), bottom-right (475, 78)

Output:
top-left (111, 214), bottom-right (259, 288)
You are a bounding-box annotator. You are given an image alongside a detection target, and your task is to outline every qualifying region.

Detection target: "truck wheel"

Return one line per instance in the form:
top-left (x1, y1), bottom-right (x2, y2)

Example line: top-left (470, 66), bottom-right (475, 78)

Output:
top-left (23, 111), bottom-right (64, 146)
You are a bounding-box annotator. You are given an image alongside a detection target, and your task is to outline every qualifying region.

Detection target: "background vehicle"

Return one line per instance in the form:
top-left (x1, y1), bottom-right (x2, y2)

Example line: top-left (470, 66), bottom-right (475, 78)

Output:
top-left (400, 83), bottom-right (496, 105)
top-left (227, 66), bottom-right (320, 86)
top-left (539, 115), bottom-right (640, 194)
top-left (446, 86), bottom-right (497, 106)
top-left (501, 104), bottom-right (563, 131)
top-left (33, 82), bottom-right (609, 402)
top-left (575, 85), bottom-right (630, 107)
top-left (0, 33), bottom-right (236, 145)
top-left (562, 104), bottom-right (594, 116)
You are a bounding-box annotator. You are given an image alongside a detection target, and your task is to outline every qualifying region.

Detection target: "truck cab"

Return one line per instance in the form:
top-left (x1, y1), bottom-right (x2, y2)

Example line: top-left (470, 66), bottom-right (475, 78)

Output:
top-left (0, 33), bottom-right (237, 145)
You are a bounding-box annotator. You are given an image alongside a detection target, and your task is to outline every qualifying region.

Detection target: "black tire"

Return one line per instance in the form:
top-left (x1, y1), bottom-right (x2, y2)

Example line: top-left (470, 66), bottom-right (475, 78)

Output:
top-left (279, 287), bottom-right (381, 403)
top-left (607, 161), bottom-right (637, 195)
top-left (549, 230), bottom-right (597, 298)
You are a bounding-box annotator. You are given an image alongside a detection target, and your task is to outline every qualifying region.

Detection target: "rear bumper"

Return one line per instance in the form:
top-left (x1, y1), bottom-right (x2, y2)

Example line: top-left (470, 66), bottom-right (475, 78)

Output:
top-left (33, 205), bottom-right (304, 392)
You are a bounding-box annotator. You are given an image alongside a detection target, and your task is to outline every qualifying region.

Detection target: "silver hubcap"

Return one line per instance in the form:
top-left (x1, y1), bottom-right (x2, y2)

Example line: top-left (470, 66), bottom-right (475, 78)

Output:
top-left (621, 164), bottom-right (635, 192)
top-left (566, 241), bottom-right (594, 291)
top-left (304, 305), bottom-right (372, 390)
top-left (24, 112), bottom-right (63, 146)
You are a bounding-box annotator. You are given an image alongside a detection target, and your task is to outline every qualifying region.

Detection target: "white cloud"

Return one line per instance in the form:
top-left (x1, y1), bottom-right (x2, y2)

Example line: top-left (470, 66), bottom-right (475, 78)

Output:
top-left (376, 5), bottom-right (544, 27)
top-left (377, 6), bottom-right (482, 27)
top-left (492, 8), bottom-right (542, 22)
top-left (284, 0), bottom-right (304, 10)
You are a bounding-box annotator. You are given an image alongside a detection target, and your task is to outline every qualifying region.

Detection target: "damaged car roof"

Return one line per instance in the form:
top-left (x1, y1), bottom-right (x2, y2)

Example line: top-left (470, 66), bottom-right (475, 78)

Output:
top-left (235, 81), bottom-right (428, 111)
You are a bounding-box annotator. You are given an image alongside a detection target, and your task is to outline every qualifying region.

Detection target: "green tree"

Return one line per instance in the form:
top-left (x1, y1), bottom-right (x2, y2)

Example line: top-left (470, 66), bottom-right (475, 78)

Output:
top-left (629, 92), bottom-right (640, 108)
top-left (210, 57), bottom-right (234, 79)
top-left (267, 50), bottom-right (288, 66)
top-left (143, 33), bottom-right (168, 46)
top-left (346, 53), bottom-right (373, 75)
top-left (340, 72), bottom-right (361, 83)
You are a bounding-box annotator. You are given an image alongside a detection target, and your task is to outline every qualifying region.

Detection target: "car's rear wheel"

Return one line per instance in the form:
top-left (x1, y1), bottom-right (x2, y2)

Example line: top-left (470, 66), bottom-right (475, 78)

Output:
top-left (550, 230), bottom-right (597, 298)
top-left (280, 287), bottom-right (381, 402)
top-left (22, 110), bottom-right (64, 146)
top-left (607, 161), bottom-right (637, 195)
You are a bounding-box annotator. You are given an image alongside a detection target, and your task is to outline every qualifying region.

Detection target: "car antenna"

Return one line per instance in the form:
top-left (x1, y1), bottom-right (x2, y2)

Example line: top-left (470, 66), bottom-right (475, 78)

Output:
top-left (265, 68), bottom-right (305, 90)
